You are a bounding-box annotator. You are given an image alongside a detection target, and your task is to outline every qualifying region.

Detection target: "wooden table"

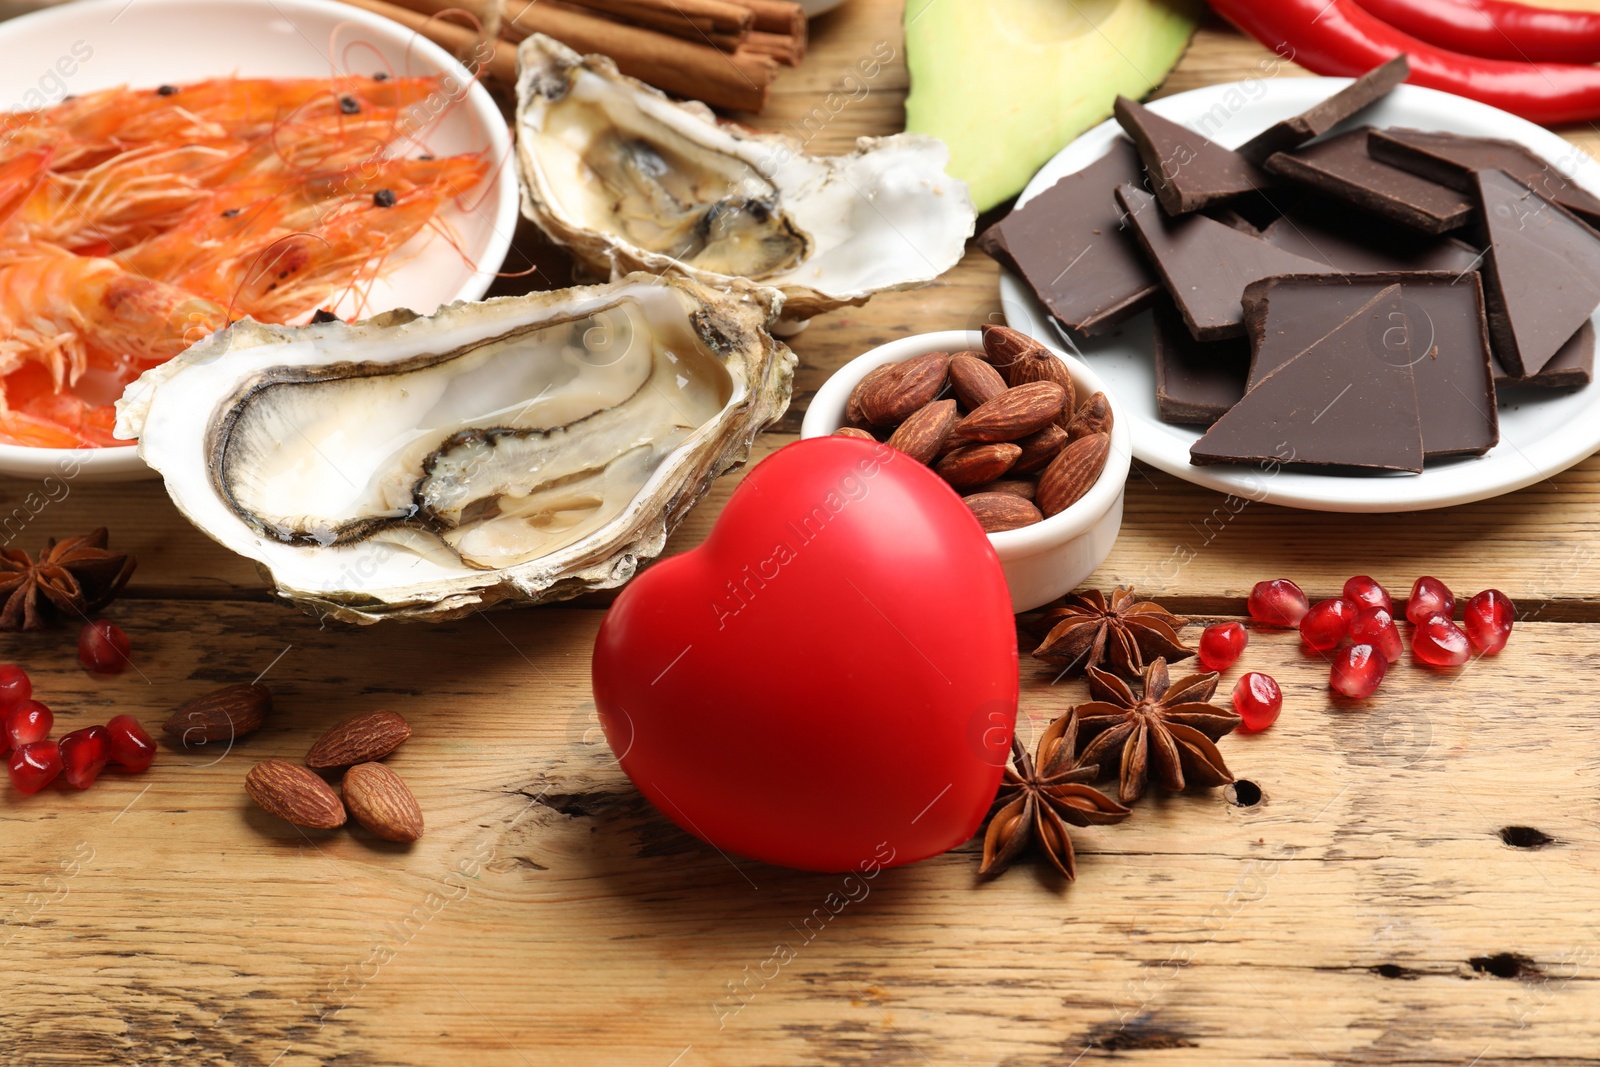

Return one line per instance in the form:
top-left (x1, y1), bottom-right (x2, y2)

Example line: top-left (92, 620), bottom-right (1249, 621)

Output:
top-left (8, 4), bottom-right (1600, 1064)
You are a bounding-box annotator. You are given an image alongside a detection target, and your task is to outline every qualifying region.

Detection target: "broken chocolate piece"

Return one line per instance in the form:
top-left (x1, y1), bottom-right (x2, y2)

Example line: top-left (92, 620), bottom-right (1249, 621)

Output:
top-left (1191, 284), bottom-right (1424, 473)
top-left (1476, 169), bottom-right (1600, 378)
top-left (1241, 272), bottom-right (1498, 458)
top-left (1495, 320), bottom-right (1594, 390)
top-left (1238, 56), bottom-right (1410, 165)
top-left (1113, 95), bottom-right (1272, 216)
top-left (1368, 127), bottom-right (1600, 229)
top-left (1265, 129), bottom-right (1474, 234)
top-left (977, 139), bottom-right (1160, 335)
top-left (1153, 300), bottom-right (1250, 426)
top-left (1259, 205), bottom-right (1482, 274)
top-left (1114, 183), bottom-right (1338, 340)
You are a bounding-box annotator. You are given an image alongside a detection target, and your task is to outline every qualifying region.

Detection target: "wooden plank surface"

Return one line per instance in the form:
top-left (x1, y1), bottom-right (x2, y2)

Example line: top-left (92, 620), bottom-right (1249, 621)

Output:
top-left (7, 2), bottom-right (1600, 1065)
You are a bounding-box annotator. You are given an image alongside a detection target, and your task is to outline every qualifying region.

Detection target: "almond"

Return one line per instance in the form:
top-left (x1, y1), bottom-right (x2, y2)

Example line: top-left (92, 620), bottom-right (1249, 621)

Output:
top-left (937, 442), bottom-right (1021, 489)
top-left (969, 479), bottom-right (1036, 502)
top-left (1008, 354), bottom-right (1077, 424)
top-left (164, 683), bottom-right (271, 746)
top-left (845, 362), bottom-right (898, 426)
top-left (885, 399), bottom-right (957, 464)
top-left (245, 759), bottom-right (347, 829)
top-left (964, 492), bottom-right (1043, 533)
top-left (1069, 391), bottom-right (1114, 440)
top-left (1011, 424), bottom-right (1069, 475)
top-left (952, 381), bottom-right (1066, 442)
top-left (980, 324), bottom-right (1048, 379)
top-left (1036, 432), bottom-right (1110, 517)
top-left (305, 709), bottom-right (412, 769)
top-left (833, 426), bottom-right (876, 441)
top-left (342, 762), bottom-right (424, 843)
top-left (857, 352), bottom-right (950, 426)
top-left (948, 353), bottom-right (1007, 410)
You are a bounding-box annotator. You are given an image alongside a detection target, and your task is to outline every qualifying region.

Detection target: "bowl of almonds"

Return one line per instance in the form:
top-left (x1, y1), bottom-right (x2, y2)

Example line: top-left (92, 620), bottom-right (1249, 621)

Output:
top-left (801, 326), bottom-right (1130, 611)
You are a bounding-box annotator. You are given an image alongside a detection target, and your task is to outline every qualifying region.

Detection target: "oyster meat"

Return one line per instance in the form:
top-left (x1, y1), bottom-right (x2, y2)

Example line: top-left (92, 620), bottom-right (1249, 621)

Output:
top-left (515, 34), bottom-right (976, 321)
top-left (115, 273), bottom-right (794, 623)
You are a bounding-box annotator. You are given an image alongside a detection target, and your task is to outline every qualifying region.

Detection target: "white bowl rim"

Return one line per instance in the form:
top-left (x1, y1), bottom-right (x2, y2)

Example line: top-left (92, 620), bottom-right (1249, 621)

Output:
top-left (799, 329), bottom-right (1133, 557)
top-left (0, 0), bottom-right (517, 481)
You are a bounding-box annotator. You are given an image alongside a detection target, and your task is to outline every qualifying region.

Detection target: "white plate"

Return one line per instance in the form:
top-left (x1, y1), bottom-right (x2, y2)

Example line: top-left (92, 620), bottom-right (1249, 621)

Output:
top-left (998, 79), bottom-right (1600, 513)
top-left (0, 0), bottom-right (517, 481)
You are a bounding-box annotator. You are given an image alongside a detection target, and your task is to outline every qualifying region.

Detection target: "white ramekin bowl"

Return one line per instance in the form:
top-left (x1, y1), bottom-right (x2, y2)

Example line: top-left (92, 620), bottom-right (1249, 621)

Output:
top-left (800, 330), bottom-right (1130, 612)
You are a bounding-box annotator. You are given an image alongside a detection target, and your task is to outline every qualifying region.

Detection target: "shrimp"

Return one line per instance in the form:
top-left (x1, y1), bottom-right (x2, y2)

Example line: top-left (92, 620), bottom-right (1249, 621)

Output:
top-left (0, 147), bottom-right (52, 229)
top-left (0, 244), bottom-right (226, 389)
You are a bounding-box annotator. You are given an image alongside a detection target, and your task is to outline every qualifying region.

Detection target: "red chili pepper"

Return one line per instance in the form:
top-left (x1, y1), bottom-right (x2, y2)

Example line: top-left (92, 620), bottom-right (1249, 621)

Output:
top-left (1209, 0), bottom-right (1600, 125)
top-left (1354, 0), bottom-right (1600, 64)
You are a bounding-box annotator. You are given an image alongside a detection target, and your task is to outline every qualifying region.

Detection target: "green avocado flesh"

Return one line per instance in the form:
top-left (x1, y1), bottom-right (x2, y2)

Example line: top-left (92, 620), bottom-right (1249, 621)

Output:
top-left (905, 0), bottom-right (1199, 212)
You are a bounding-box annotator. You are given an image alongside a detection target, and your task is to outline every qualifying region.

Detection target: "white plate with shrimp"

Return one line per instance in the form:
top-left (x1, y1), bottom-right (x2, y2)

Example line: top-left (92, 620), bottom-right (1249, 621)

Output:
top-left (0, 0), bottom-right (517, 480)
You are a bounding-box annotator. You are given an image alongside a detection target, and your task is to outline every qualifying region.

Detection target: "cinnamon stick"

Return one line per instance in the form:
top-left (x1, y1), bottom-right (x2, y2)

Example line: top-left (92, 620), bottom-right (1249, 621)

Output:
top-left (563, 0), bottom-right (753, 37)
top-left (730, 0), bottom-right (804, 39)
top-left (739, 29), bottom-right (803, 66)
top-left (499, 0), bottom-right (774, 112)
top-left (338, 0), bottom-right (515, 83)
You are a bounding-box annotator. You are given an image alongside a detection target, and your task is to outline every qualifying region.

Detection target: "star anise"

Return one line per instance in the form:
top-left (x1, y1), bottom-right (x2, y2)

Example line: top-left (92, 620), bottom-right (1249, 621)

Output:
top-left (979, 709), bottom-right (1131, 879)
top-left (1030, 587), bottom-right (1192, 678)
top-left (0, 528), bottom-right (136, 631)
top-left (1073, 658), bottom-right (1241, 805)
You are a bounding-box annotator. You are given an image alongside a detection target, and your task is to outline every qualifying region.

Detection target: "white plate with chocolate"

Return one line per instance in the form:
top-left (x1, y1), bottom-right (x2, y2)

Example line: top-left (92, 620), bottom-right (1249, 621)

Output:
top-left (991, 73), bottom-right (1600, 513)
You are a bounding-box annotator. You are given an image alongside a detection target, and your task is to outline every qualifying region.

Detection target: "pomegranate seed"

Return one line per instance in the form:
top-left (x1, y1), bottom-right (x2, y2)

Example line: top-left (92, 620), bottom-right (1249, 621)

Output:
top-left (1406, 576), bottom-right (1455, 626)
top-left (1299, 598), bottom-right (1354, 651)
top-left (1463, 590), bottom-right (1515, 654)
top-left (1349, 606), bottom-right (1404, 663)
top-left (0, 664), bottom-right (31, 708)
top-left (4, 700), bottom-right (53, 750)
top-left (1198, 622), bottom-right (1248, 672)
top-left (1231, 672), bottom-right (1283, 732)
top-left (1342, 575), bottom-right (1392, 614)
top-left (1248, 579), bottom-right (1310, 626)
top-left (79, 619), bottom-right (131, 674)
top-left (1413, 614), bottom-right (1471, 667)
top-left (58, 725), bottom-right (111, 789)
top-left (105, 715), bottom-right (157, 772)
top-left (1330, 643), bottom-right (1387, 699)
top-left (9, 740), bottom-right (61, 794)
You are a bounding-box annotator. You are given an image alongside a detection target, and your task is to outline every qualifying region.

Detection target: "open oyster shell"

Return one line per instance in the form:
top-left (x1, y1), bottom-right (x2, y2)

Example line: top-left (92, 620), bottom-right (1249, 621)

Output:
top-left (515, 34), bottom-right (976, 322)
top-left (115, 273), bottom-right (794, 623)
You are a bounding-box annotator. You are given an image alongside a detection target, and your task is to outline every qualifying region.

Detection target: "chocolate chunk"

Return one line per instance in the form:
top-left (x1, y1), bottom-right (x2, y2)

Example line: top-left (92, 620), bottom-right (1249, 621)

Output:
top-left (1265, 129), bottom-right (1474, 234)
top-left (977, 140), bottom-right (1159, 335)
top-left (1153, 300), bottom-right (1250, 426)
top-left (1115, 183), bottom-right (1338, 340)
top-left (1238, 56), bottom-right (1410, 165)
top-left (1258, 205), bottom-right (1482, 274)
top-left (1368, 127), bottom-right (1600, 228)
top-left (1191, 284), bottom-right (1424, 472)
top-left (1113, 95), bottom-right (1272, 215)
top-left (1477, 169), bottom-right (1600, 377)
top-left (1495, 321), bottom-right (1594, 390)
top-left (1241, 272), bottom-right (1498, 458)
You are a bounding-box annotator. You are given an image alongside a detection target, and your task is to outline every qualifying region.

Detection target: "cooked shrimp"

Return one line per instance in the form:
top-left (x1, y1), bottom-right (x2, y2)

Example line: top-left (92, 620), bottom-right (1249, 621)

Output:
top-left (0, 244), bottom-right (226, 389)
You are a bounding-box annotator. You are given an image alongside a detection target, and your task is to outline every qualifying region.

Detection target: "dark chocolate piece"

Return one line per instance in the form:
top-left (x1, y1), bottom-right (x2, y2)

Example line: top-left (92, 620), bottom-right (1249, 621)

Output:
top-left (1153, 301), bottom-right (1250, 426)
top-left (976, 140), bottom-right (1159, 335)
top-left (1259, 205), bottom-right (1482, 274)
top-left (1369, 127), bottom-right (1600, 229)
top-left (1113, 95), bottom-right (1271, 216)
top-left (1191, 284), bottom-right (1424, 473)
top-left (1476, 169), bottom-right (1600, 377)
top-left (1494, 320), bottom-right (1594, 390)
top-left (1241, 272), bottom-right (1498, 458)
top-left (1114, 183), bottom-right (1338, 341)
top-left (1264, 129), bottom-right (1474, 234)
top-left (1238, 56), bottom-right (1410, 165)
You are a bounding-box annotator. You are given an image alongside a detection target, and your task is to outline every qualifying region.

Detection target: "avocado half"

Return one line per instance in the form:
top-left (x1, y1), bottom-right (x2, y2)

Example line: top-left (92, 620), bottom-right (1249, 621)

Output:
top-left (905, 0), bottom-right (1200, 212)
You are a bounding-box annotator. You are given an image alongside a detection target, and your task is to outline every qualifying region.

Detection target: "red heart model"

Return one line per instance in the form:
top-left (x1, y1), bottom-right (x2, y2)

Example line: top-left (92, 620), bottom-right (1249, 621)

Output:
top-left (592, 436), bottom-right (1018, 872)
